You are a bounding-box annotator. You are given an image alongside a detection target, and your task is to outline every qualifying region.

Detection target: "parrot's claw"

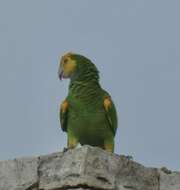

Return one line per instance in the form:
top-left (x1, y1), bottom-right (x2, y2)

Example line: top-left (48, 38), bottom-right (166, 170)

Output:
top-left (63, 146), bottom-right (77, 152)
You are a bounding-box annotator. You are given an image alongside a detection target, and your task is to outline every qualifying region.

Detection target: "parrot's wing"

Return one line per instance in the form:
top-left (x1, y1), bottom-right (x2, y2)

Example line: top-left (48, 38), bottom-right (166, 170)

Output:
top-left (60, 100), bottom-right (68, 132)
top-left (103, 97), bottom-right (118, 136)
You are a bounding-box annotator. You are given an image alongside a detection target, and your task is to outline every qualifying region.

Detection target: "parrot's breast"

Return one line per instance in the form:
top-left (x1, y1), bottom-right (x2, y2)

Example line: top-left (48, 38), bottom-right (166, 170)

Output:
top-left (67, 109), bottom-right (112, 146)
top-left (66, 83), bottom-right (114, 147)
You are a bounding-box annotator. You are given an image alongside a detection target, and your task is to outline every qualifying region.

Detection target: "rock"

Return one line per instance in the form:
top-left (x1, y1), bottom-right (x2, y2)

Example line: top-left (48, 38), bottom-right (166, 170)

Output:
top-left (38, 146), bottom-right (159, 190)
top-left (159, 168), bottom-right (180, 190)
top-left (115, 157), bottom-right (159, 190)
top-left (38, 146), bottom-right (116, 190)
top-left (161, 167), bottom-right (172, 174)
top-left (0, 157), bottom-right (39, 190)
top-left (0, 145), bottom-right (179, 190)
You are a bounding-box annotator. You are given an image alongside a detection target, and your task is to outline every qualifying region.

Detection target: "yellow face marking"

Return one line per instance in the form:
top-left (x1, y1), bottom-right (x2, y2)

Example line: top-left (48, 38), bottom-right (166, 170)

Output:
top-left (60, 52), bottom-right (73, 67)
top-left (104, 97), bottom-right (112, 111)
top-left (61, 100), bottom-right (68, 113)
top-left (60, 52), bottom-right (77, 77)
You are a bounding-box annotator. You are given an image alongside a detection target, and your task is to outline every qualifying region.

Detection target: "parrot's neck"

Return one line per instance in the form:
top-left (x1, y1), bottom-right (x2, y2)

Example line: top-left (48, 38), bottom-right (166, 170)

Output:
top-left (69, 66), bottom-right (102, 101)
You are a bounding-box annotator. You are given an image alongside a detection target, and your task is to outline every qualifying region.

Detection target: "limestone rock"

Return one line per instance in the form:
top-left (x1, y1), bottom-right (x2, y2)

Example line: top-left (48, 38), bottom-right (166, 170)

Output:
top-left (0, 145), bottom-right (179, 190)
top-left (38, 146), bottom-right (159, 190)
top-left (0, 157), bottom-right (39, 190)
top-left (159, 168), bottom-right (180, 190)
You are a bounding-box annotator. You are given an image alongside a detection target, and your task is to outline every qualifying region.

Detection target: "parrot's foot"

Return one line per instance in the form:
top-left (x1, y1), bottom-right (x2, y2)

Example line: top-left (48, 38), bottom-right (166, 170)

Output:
top-left (104, 141), bottom-right (114, 153)
top-left (63, 146), bottom-right (77, 153)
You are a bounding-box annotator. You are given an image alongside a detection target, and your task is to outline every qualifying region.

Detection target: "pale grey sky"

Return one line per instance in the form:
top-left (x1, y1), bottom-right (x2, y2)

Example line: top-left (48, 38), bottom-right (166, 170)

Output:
top-left (0, 0), bottom-right (180, 170)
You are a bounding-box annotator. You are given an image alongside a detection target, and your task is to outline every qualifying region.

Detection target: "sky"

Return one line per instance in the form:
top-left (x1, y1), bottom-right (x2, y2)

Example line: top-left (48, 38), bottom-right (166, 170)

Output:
top-left (0, 0), bottom-right (180, 170)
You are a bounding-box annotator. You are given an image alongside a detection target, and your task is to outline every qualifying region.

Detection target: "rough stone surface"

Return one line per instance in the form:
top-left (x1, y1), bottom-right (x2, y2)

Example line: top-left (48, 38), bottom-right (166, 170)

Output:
top-left (0, 157), bottom-right (39, 190)
top-left (115, 158), bottom-right (159, 190)
top-left (0, 145), bottom-right (179, 190)
top-left (39, 146), bottom-right (116, 190)
top-left (159, 168), bottom-right (180, 190)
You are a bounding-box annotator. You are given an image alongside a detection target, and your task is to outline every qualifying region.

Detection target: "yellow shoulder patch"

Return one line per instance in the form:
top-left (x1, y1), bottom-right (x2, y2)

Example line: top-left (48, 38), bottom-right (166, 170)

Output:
top-left (104, 97), bottom-right (112, 111)
top-left (61, 100), bottom-right (68, 113)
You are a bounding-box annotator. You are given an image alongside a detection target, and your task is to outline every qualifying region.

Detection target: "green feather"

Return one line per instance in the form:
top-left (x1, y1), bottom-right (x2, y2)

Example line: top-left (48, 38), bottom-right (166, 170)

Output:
top-left (60, 54), bottom-right (118, 152)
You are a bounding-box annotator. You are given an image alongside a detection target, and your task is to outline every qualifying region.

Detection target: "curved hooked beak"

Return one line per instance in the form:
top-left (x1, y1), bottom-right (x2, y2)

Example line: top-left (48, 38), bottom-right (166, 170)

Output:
top-left (58, 65), bottom-right (63, 80)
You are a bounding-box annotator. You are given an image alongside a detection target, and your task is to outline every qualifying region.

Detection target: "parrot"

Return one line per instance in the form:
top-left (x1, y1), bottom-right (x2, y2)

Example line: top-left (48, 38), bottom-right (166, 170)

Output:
top-left (58, 52), bottom-right (118, 152)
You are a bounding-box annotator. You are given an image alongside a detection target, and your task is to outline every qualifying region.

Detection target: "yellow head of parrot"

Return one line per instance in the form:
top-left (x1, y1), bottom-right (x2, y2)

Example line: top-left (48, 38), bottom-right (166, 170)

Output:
top-left (58, 52), bottom-right (77, 80)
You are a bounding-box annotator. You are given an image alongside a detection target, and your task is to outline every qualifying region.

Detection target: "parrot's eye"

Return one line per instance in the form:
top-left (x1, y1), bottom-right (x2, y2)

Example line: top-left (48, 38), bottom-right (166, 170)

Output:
top-left (64, 58), bottom-right (68, 64)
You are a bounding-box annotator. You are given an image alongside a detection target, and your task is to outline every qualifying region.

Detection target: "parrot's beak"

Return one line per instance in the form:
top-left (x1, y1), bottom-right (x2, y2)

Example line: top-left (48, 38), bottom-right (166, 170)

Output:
top-left (59, 71), bottom-right (63, 80)
top-left (58, 66), bottom-right (63, 80)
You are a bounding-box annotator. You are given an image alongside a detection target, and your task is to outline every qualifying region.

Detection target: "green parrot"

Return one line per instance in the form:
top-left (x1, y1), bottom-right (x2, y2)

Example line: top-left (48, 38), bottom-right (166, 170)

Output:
top-left (58, 52), bottom-right (118, 152)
